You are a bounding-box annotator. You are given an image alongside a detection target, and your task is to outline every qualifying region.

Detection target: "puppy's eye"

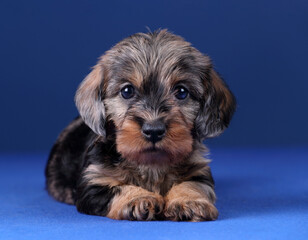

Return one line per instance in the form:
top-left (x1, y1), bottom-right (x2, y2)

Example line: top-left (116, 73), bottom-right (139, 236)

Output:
top-left (121, 85), bottom-right (135, 99)
top-left (175, 86), bottom-right (189, 100)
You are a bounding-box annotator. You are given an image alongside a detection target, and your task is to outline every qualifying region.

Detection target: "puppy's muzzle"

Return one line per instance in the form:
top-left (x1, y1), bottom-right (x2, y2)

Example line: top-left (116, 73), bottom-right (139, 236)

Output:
top-left (142, 120), bottom-right (166, 144)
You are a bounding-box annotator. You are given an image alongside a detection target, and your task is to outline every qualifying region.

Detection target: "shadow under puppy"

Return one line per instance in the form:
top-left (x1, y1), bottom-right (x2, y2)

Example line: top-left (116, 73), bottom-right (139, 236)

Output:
top-left (45, 30), bottom-right (236, 221)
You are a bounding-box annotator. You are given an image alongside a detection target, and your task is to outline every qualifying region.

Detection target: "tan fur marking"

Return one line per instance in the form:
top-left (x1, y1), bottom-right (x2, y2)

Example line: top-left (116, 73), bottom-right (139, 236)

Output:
top-left (128, 69), bottom-right (144, 89)
top-left (84, 164), bottom-right (122, 188)
top-left (164, 181), bottom-right (218, 221)
top-left (116, 119), bottom-right (151, 159)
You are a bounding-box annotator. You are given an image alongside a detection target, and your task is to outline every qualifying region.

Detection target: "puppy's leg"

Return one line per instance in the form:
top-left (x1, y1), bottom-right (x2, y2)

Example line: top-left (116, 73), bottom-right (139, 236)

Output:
top-left (45, 149), bottom-right (75, 205)
top-left (76, 184), bottom-right (164, 221)
top-left (75, 164), bottom-right (164, 220)
top-left (164, 181), bottom-right (218, 222)
top-left (107, 185), bottom-right (164, 221)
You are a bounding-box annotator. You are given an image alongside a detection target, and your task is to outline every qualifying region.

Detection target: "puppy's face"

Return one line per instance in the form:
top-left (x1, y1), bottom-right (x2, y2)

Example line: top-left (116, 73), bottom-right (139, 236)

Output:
top-left (75, 30), bottom-right (236, 165)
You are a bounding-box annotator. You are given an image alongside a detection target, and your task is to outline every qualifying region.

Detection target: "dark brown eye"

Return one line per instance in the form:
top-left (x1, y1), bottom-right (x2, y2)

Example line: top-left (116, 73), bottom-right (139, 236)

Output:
top-left (121, 85), bottom-right (135, 99)
top-left (175, 86), bottom-right (189, 100)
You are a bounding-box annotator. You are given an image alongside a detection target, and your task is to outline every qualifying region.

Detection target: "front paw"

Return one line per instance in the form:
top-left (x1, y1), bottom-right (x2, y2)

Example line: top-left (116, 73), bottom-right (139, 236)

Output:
top-left (122, 195), bottom-right (164, 221)
top-left (164, 199), bottom-right (218, 222)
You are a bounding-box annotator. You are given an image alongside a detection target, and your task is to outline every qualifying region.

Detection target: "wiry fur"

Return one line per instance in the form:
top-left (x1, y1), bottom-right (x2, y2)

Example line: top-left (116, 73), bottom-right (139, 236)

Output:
top-left (45, 30), bottom-right (236, 221)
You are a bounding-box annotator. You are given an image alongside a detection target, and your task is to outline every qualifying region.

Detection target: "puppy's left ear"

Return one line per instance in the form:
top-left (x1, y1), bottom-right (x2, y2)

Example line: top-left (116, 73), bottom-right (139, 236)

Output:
top-left (75, 63), bottom-right (106, 137)
top-left (195, 68), bottom-right (236, 140)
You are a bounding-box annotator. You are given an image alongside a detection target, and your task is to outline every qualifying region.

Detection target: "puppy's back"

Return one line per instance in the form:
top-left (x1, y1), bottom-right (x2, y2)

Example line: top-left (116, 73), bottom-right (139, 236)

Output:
top-left (45, 117), bottom-right (93, 204)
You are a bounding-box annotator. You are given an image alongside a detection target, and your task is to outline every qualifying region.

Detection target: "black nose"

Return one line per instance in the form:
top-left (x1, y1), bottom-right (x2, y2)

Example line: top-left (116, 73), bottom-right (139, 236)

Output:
top-left (142, 121), bottom-right (166, 144)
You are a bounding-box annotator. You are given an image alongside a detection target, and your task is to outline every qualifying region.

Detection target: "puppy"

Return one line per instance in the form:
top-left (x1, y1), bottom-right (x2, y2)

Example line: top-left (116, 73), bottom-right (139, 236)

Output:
top-left (45, 30), bottom-right (236, 221)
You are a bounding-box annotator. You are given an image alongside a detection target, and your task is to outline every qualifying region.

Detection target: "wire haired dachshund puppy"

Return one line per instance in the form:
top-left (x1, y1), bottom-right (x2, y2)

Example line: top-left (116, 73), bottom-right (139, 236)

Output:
top-left (45, 29), bottom-right (236, 221)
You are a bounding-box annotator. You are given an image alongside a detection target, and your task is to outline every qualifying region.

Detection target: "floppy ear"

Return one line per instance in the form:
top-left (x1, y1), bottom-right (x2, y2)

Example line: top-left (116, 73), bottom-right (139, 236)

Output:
top-left (75, 63), bottom-right (106, 137)
top-left (195, 68), bottom-right (236, 140)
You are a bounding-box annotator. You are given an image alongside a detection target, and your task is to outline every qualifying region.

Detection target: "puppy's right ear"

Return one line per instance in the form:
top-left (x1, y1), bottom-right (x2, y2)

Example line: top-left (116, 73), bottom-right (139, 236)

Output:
top-left (75, 63), bottom-right (106, 137)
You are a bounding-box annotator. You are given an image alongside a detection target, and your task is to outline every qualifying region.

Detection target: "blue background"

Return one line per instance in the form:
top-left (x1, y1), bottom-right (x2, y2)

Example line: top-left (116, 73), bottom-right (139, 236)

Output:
top-left (1, 0), bottom-right (307, 152)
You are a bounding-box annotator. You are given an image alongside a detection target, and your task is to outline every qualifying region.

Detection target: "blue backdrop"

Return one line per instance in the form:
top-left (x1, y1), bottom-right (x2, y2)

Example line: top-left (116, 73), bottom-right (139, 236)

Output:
top-left (1, 0), bottom-right (307, 152)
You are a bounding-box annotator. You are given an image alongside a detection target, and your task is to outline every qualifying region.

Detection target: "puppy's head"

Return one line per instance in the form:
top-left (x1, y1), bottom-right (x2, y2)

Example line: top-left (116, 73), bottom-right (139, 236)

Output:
top-left (75, 30), bottom-right (236, 165)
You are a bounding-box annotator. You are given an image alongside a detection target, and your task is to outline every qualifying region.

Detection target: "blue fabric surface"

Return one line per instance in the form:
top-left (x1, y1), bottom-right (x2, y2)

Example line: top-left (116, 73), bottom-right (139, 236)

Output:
top-left (0, 148), bottom-right (307, 240)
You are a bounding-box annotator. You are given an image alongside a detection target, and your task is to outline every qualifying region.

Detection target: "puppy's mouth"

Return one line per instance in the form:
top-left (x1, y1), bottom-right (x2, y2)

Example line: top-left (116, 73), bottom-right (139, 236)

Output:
top-left (136, 146), bottom-right (170, 165)
top-left (143, 145), bottom-right (160, 152)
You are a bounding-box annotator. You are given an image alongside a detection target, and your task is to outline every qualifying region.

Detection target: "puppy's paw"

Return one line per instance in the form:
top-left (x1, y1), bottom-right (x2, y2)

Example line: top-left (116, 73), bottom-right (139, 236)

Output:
top-left (164, 199), bottom-right (218, 222)
top-left (123, 195), bottom-right (164, 221)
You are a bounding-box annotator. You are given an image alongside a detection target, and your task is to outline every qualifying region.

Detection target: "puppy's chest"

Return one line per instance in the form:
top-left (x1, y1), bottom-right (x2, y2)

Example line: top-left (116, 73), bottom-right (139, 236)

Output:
top-left (132, 167), bottom-right (176, 195)
top-left (84, 162), bottom-right (180, 195)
